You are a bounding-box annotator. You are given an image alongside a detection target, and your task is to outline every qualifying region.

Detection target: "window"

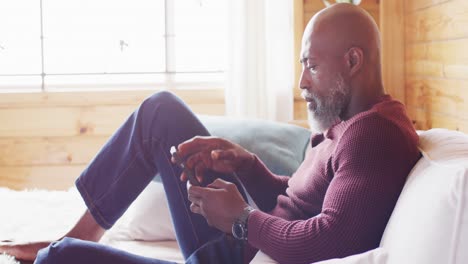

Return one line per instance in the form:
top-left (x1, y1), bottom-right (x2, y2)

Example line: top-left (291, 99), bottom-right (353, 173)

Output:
top-left (0, 0), bottom-right (227, 92)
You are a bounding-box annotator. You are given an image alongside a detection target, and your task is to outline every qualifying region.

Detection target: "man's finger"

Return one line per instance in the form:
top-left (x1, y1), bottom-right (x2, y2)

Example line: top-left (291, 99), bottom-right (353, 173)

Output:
top-left (187, 193), bottom-right (202, 203)
top-left (211, 149), bottom-right (236, 160)
top-left (178, 136), bottom-right (219, 157)
top-left (190, 203), bottom-right (202, 214)
top-left (207, 178), bottom-right (231, 189)
top-left (187, 185), bottom-right (209, 197)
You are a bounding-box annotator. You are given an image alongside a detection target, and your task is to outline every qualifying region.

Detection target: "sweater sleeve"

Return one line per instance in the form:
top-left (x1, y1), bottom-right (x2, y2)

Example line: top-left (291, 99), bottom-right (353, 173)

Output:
top-left (247, 116), bottom-right (420, 264)
top-left (237, 156), bottom-right (290, 212)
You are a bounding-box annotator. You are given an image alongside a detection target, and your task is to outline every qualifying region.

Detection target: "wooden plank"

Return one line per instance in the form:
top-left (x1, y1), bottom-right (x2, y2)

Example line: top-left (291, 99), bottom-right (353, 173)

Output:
top-left (406, 59), bottom-right (468, 80)
top-left (405, 77), bottom-right (468, 115)
top-left (406, 106), bottom-right (429, 130)
top-left (380, 0), bottom-right (406, 103)
top-left (406, 60), bottom-right (444, 78)
top-left (405, 0), bottom-right (451, 13)
top-left (294, 99), bottom-right (308, 121)
top-left (403, 99), bottom-right (468, 134)
top-left (0, 104), bottom-right (225, 137)
top-left (304, 0), bottom-right (379, 14)
top-left (0, 105), bottom-right (131, 137)
top-left (0, 89), bottom-right (224, 108)
top-left (303, 0), bottom-right (326, 13)
top-left (0, 165), bottom-right (85, 190)
top-left (406, 0), bottom-right (468, 43)
top-left (405, 39), bottom-right (468, 79)
top-left (294, 0), bottom-right (305, 101)
top-left (430, 113), bottom-right (468, 132)
top-left (0, 136), bottom-right (109, 166)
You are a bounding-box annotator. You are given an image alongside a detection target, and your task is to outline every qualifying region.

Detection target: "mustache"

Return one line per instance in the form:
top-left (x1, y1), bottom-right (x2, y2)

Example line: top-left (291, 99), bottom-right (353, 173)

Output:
top-left (301, 91), bottom-right (316, 102)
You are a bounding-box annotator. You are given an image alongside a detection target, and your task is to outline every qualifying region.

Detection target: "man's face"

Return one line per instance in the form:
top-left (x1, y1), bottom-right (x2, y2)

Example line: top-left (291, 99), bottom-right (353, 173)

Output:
top-left (299, 32), bottom-right (351, 133)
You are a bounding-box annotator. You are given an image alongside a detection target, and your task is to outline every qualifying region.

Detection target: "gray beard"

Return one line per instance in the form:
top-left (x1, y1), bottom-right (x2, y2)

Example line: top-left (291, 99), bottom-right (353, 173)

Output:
top-left (308, 110), bottom-right (341, 134)
top-left (307, 75), bottom-right (350, 133)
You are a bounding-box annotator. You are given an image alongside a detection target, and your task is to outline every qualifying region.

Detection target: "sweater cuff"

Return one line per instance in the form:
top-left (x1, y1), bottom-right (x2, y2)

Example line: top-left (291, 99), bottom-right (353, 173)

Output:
top-left (247, 209), bottom-right (273, 249)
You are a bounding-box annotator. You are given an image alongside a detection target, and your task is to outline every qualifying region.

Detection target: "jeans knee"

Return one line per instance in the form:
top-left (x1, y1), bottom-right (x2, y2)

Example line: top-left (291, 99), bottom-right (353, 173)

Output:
top-left (143, 91), bottom-right (185, 112)
top-left (35, 238), bottom-right (82, 264)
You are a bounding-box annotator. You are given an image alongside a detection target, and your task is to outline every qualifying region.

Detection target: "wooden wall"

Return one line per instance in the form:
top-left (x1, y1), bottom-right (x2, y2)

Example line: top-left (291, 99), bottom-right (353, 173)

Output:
top-left (294, 0), bottom-right (381, 121)
top-left (0, 90), bottom-right (224, 190)
top-left (404, 0), bottom-right (468, 132)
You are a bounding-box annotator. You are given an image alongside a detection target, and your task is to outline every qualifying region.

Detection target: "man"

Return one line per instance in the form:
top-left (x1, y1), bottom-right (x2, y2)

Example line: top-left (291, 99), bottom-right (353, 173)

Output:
top-left (0, 3), bottom-right (420, 264)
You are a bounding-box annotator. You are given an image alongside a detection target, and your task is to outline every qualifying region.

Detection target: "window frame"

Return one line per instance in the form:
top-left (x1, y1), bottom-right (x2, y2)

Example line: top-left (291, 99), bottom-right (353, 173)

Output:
top-left (0, 0), bottom-right (225, 93)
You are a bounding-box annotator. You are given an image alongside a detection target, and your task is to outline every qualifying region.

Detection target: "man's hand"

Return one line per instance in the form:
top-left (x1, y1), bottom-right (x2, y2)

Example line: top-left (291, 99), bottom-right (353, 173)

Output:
top-left (173, 136), bottom-right (255, 184)
top-left (187, 178), bottom-right (249, 234)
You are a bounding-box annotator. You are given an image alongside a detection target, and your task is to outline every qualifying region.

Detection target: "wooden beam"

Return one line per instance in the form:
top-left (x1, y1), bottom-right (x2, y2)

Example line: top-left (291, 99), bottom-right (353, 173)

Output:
top-left (0, 136), bottom-right (109, 166)
top-left (0, 89), bottom-right (224, 108)
top-left (405, 0), bottom-right (468, 43)
top-left (293, 0), bottom-right (305, 100)
top-left (0, 104), bottom-right (225, 137)
top-left (380, 0), bottom-right (406, 104)
top-left (0, 165), bottom-right (86, 190)
top-left (405, 0), bottom-right (451, 13)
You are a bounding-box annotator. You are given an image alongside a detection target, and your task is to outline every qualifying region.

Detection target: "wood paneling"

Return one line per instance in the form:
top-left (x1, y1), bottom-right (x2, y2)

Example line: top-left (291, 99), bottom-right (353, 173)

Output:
top-left (0, 136), bottom-right (108, 166)
top-left (0, 89), bottom-right (224, 108)
top-left (294, 0), bottom-right (305, 105)
top-left (0, 89), bottom-right (225, 190)
top-left (294, 99), bottom-right (308, 121)
top-left (0, 103), bottom-right (224, 137)
top-left (405, 0), bottom-right (451, 13)
top-left (0, 105), bottom-right (135, 137)
top-left (406, 0), bottom-right (468, 43)
top-left (404, 0), bottom-right (468, 133)
top-left (0, 165), bottom-right (85, 190)
top-left (406, 39), bottom-right (468, 79)
top-left (381, 0), bottom-right (406, 103)
top-left (406, 78), bottom-right (468, 113)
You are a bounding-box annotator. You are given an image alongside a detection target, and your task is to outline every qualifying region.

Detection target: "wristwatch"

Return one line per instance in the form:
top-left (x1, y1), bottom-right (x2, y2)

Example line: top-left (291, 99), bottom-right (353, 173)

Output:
top-left (232, 206), bottom-right (256, 241)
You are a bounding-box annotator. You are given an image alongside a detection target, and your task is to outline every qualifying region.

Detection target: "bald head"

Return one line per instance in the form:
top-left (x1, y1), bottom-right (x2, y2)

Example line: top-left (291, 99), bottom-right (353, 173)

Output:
top-left (299, 3), bottom-right (385, 132)
top-left (302, 3), bottom-right (381, 61)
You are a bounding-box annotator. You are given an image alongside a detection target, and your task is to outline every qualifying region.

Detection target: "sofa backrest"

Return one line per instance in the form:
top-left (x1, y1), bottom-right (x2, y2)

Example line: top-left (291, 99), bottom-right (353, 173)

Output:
top-left (380, 129), bottom-right (468, 264)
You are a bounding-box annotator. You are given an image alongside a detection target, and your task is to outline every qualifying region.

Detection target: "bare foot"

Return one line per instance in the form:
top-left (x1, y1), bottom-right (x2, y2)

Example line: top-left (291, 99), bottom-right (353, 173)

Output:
top-left (0, 210), bottom-right (105, 262)
top-left (0, 241), bottom-right (53, 261)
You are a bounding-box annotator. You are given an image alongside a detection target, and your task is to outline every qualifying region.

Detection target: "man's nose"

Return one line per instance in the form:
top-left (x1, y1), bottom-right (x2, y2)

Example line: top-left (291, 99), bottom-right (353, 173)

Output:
top-left (299, 70), bottom-right (309, 91)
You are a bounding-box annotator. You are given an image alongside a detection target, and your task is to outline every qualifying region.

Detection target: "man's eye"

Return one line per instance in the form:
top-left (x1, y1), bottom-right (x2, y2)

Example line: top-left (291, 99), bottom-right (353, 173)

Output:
top-left (308, 65), bottom-right (317, 73)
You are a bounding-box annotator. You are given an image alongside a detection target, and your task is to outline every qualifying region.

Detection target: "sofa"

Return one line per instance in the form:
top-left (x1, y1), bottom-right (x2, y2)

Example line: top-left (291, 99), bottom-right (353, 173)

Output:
top-left (1, 116), bottom-right (468, 264)
top-left (95, 116), bottom-right (468, 264)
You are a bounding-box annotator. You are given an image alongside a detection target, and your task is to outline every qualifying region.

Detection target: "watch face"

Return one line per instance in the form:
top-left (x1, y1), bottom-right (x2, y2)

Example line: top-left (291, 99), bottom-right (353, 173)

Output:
top-left (232, 222), bottom-right (246, 240)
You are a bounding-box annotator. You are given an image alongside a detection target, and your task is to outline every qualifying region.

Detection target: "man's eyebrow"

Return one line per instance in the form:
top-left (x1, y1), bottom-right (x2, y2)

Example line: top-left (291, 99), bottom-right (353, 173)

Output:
top-left (299, 57), bottom-right (316, 64)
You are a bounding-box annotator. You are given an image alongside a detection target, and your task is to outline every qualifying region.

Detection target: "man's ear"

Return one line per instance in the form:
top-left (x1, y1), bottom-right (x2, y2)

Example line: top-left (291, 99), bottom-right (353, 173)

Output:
top-left (345, 47), bottom-right (363, 76)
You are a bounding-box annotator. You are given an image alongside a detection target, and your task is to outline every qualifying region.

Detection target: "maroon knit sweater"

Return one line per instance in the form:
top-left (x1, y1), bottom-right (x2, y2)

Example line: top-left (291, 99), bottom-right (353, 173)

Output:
top-left (239, 95), bottom-right (420, 264)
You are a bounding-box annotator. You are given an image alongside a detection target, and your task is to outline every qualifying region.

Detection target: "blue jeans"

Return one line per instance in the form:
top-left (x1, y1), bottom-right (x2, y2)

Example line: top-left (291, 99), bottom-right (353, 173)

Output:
top-left (35, 91), bottom-right (247, 264)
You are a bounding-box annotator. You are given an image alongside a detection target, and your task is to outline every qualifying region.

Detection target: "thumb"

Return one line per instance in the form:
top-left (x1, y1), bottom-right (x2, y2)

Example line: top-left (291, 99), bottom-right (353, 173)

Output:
top-left (207, 178), bottom-right (231, 189)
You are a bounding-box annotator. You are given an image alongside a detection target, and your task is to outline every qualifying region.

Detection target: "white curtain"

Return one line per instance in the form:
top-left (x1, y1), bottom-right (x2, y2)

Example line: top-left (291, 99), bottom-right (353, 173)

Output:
top-left (225, 0), bottom-right (294, 122)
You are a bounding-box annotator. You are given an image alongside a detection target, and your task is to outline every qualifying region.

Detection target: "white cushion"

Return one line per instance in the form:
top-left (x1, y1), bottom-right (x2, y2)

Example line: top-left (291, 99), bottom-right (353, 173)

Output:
top-left (380, 129), bottom-right (468, 264)
top-left (312, 248), bottom-right (388, 264)
top-left (113, 181), bottom-right (176, 241)
top-left (250, 248), bottom-right (387, 264)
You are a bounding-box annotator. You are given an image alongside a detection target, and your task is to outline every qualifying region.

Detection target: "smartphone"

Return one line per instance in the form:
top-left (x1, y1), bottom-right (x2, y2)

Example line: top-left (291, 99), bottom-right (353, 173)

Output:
top-left (170, 146), bottom-right (201, 186)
